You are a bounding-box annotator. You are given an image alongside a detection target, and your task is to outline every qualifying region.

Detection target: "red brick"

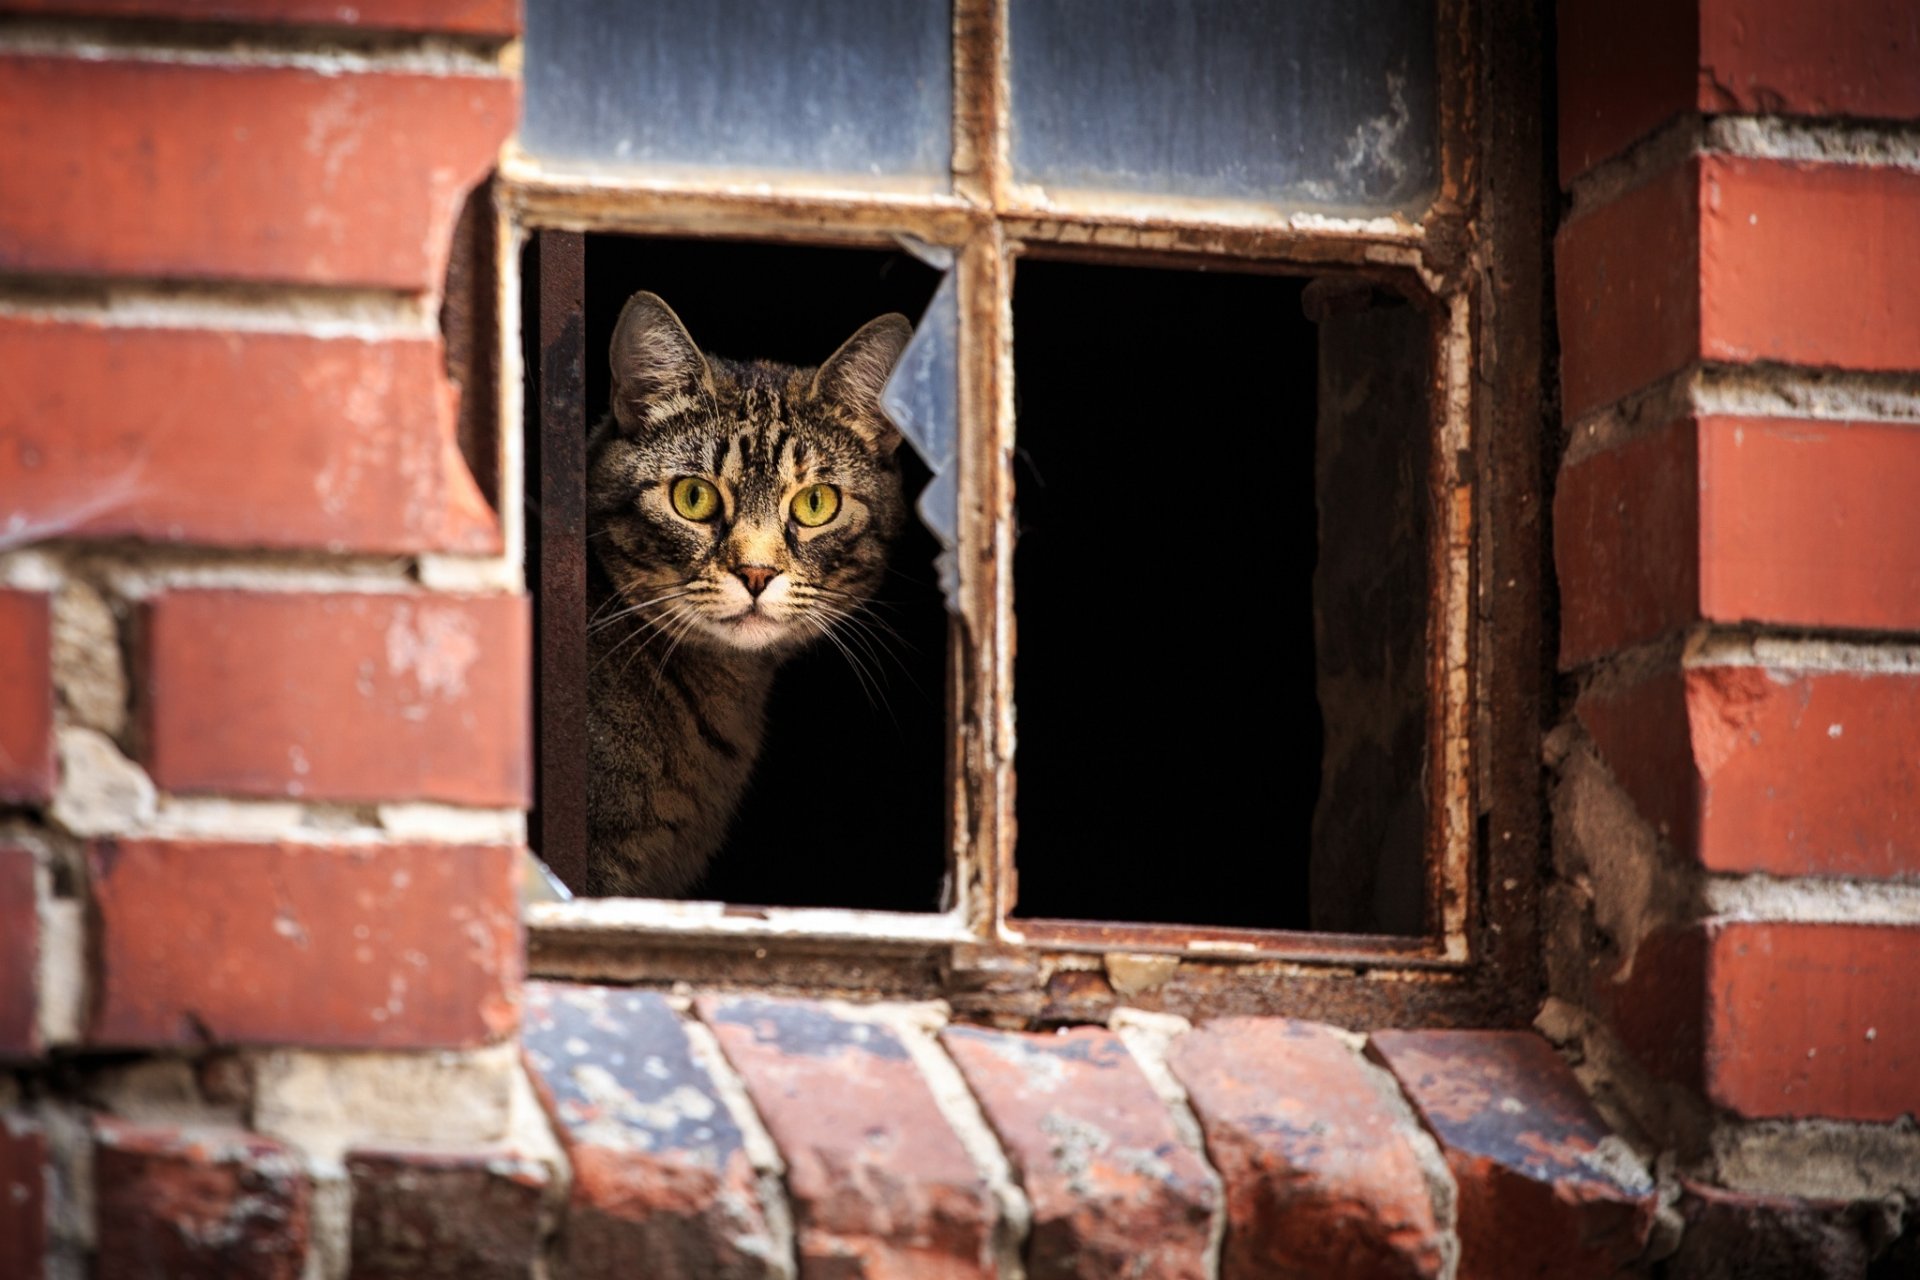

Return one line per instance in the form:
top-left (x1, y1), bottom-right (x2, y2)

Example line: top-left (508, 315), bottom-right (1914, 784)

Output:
top-left (1559, 415), bottom-right (1920, 661)
top-left (941, 1025), bottom-right (1217, 1280)
top-left (1168, 1018), bottom-right (1452, 1280)
top-left (1699, 415), bottom-right (1920, 634)
top-left (521, 983), bottom-right (782, 1278)
top-left (1560, 0), bottom-right (1920, 183)
top-left (1702, 159), bottom-right (1920, 374)
top-left (1666, 1180), bottom-right (1891, 1280)
top-left (1697, 0), bottom-right (1920, 122)
top-left (1559, 159), bottom-right (1920, 418)
top-left (0, 590), bottom-right (54, 804)
top-left (0, 846), bottom-right (39, 1060)
top-left (1556, 160), bottom-right (1701, 420)
top-left (142, 591), bottom-right (529, 808)
top-left (347, 1148), bottom-right (550, 1280)
top-left (0, 56), bottom-right (515, 290)
top-left (1580, 662), bottom-right (1920, 880)
top-left (1370, 1031), bottom-right (1656, 1280)
top-left (1558, 0), bottom-right (1697, 185)
top-left (1705, 922), bottom-right (1920, 1122)
top-left (88, 839), bottom-right (521, 1049)
top-left (0, 1115), bottom-right (48, 1280)
top-left (699, 996), bottom-right (994, 1280)
top-left (1554, 420), bottom-right (1699, 665)
top-left (0, 317), bottom-right (499, 555)
top-left (6, 0), bottom-right (520, 35)
top-left (94, 1118), bottom-right (312, 1280)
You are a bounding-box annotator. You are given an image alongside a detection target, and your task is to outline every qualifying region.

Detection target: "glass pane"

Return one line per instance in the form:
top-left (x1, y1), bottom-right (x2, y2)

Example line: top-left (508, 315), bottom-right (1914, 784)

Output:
top-left (1009, 0), bottom-right (1438, 214)
top-left (523, 0), bottom-right (953, 189)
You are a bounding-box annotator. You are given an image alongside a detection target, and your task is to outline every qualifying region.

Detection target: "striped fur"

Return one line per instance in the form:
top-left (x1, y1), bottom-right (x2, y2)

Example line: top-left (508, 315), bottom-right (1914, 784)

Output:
top-left (583, 292), bottom-right (909, 897)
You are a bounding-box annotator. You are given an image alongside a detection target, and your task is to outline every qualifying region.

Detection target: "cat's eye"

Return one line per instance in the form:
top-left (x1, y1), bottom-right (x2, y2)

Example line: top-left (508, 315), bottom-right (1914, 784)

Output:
top-left (670, 476), bottom-right (720, 522)
top-left (790, 483), bottom-right (841, 528)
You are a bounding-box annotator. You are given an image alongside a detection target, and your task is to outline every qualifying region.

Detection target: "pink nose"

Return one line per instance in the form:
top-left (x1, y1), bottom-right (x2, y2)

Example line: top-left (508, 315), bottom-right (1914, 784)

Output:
top-left (737, 566), bottom-right (778, 597)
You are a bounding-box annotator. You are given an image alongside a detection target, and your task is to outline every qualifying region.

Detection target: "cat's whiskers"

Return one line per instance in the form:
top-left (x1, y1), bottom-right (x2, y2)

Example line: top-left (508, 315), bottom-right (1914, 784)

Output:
top-left (587, 588), bottom-right (700, 637)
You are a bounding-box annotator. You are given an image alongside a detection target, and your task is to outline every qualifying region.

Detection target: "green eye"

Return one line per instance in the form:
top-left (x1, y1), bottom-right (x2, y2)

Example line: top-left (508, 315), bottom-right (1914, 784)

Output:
top-left (670, 477), bottom-right (720, 522)
top-left (790, 483), bottom-right (841, 528)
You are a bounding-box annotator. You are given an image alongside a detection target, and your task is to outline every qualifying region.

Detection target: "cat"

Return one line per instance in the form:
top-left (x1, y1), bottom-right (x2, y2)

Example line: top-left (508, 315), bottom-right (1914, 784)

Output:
top-left (582, 291), bottom-right (911, 897)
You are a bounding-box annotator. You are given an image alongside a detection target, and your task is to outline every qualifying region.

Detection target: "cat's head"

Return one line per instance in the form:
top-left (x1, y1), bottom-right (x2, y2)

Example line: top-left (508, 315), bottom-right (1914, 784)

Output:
top-left (588, 291), bottom-right (910, 654)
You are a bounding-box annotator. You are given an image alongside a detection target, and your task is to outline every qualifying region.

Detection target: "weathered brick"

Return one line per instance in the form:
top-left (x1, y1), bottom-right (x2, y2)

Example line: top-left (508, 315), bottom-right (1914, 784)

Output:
top-left (1665, 1180), bottom-right (1891, 1280)
top-left (1558, 159), bottom-right (1920, 419)
top-left (1554, 419), bottom-right (1699, 665)
top-left (0, 846), bottom-right (38, 1060)
top-left (0, 318), bottom-right (499, 555)
top-left (521, 983), bottom-right (781, 1280)
top-left (89, 839), bottom-right (520, 1050)
top-left (1556, 159), bottom-right (1702, 421)
top-left (346, 1148), bottom-right (550, 1280)
top-left (1582, 661), bottom-right (1920, 880)
top-left (700, 996), bottom-right (993, 1280)
top-left (0, 55), bottom-right (515, 290)
top-left (1, 1114), bottom-right (48, 1280)
top-left (1561, 0), bottom-right (1920, 183)
top-left (6, 0), bottom-right (520, 34)
top-left (941, 1025), bottom-right (1217, 1280)
top-left (1370, 1030), bottom-right (1656, 1280)
top-left (0, 589), bottom-right (54, 805)
top-left (1168, 1018), bottom-right (1452, 1280)
top-left (1559, 416), bottom-right (1920, 661)
top-left (142, 590), bottom-right (529, 808)
top-left (94, 1119), bottom-right (312, 1280)
top-left (1705, 922), bottom-right (1920, 1122)
top-left (1557, 0), bottom-right (1695, 184)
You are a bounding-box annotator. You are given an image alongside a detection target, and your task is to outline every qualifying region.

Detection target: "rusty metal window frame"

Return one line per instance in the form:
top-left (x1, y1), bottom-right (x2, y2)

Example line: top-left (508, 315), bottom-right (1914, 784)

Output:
top-left (500, 0), bottom-right (1545, 1026)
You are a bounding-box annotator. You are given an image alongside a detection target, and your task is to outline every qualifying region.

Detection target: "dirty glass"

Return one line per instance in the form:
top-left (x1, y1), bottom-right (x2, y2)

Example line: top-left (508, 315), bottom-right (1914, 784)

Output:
top-left (1008, 0), bottom-right (1438, 214)
top-left (522, 1), bottom-right (953, 189)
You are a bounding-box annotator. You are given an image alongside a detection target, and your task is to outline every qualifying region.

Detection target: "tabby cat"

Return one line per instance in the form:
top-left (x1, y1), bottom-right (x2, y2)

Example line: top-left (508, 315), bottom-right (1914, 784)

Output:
top-left (583, 291), bottom-right (911, 897)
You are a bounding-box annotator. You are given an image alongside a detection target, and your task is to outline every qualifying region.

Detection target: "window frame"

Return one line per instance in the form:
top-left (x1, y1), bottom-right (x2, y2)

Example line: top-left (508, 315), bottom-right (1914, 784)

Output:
top-left (497, 0), bottom-right (1547, 1027)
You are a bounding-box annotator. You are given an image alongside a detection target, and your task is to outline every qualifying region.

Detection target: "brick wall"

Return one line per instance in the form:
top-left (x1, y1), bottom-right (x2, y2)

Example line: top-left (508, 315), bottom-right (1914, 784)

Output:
top-left (1, 1), bottom-right (1915, 1276)
top-left (1545, 0), bottom-right (1920, 1269)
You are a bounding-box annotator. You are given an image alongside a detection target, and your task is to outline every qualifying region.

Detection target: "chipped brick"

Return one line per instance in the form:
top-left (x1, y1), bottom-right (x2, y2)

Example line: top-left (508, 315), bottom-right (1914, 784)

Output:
top-left (1169, 1018), bottom-right (1452, 1280)
top-left (521, 983), bottom-right (781, 1279)
top-left (0, 318), bottom-right (499, 556)
top-left (142, 591), bottom-right (529, 808)
top-left (1370, 1030), bottom-right (1656, 1280)
top-left (0, 55), bottom-right (515, 290)
top-left (346, 1148), bottom-right (550, 1280)
top-left (942, 1025), bottom-right (1217, 1280)
top-left (701, 995), bottom-right (992, 1280)
top-left (89, 839), bottom-right (521, 1050)
top-left (94, 1119), bottom-right (311, 1280)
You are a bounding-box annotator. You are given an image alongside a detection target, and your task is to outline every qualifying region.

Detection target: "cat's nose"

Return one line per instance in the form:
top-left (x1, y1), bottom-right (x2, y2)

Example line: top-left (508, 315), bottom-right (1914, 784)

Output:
top-left (736, 565), bottom-right (779, 598)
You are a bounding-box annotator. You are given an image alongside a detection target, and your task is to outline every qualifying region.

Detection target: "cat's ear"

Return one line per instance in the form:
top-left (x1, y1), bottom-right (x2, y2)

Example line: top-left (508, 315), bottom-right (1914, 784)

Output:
top-left (608, 291), bottom-right (712, 433)
top-left (811, 313), bottom-right (911, 455)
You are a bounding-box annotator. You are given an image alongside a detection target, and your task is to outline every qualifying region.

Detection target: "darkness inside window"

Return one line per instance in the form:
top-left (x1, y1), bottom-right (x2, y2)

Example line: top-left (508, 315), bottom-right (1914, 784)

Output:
top-left (1009, 259), bottom-right (1430, 935)
top-left (542, 235), bottom-right (950, 911)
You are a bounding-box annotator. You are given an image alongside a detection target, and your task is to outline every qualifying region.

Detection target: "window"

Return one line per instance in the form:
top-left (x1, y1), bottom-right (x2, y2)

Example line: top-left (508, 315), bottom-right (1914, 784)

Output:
top-left (499, 0), bottom-right (1546, 1024)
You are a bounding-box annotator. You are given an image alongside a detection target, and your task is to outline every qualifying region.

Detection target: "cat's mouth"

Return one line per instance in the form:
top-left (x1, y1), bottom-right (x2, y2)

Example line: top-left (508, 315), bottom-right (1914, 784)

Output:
top-left (709, 607), bottom-right (789, 651)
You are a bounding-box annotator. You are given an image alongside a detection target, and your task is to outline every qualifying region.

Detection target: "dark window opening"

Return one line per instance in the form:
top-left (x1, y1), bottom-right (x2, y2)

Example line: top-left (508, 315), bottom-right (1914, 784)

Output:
top-left (529, 234), bottom-right (950, 911)
top-left (1009, 259), bottom-right (1431, 935)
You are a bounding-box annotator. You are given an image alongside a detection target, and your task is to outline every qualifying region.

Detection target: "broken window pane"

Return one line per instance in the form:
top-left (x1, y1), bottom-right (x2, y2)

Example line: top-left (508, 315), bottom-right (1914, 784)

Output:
top-left (1009, 0), bottom-right (1438, 214)
top-left (522, 0), bottom-right (953, 190)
